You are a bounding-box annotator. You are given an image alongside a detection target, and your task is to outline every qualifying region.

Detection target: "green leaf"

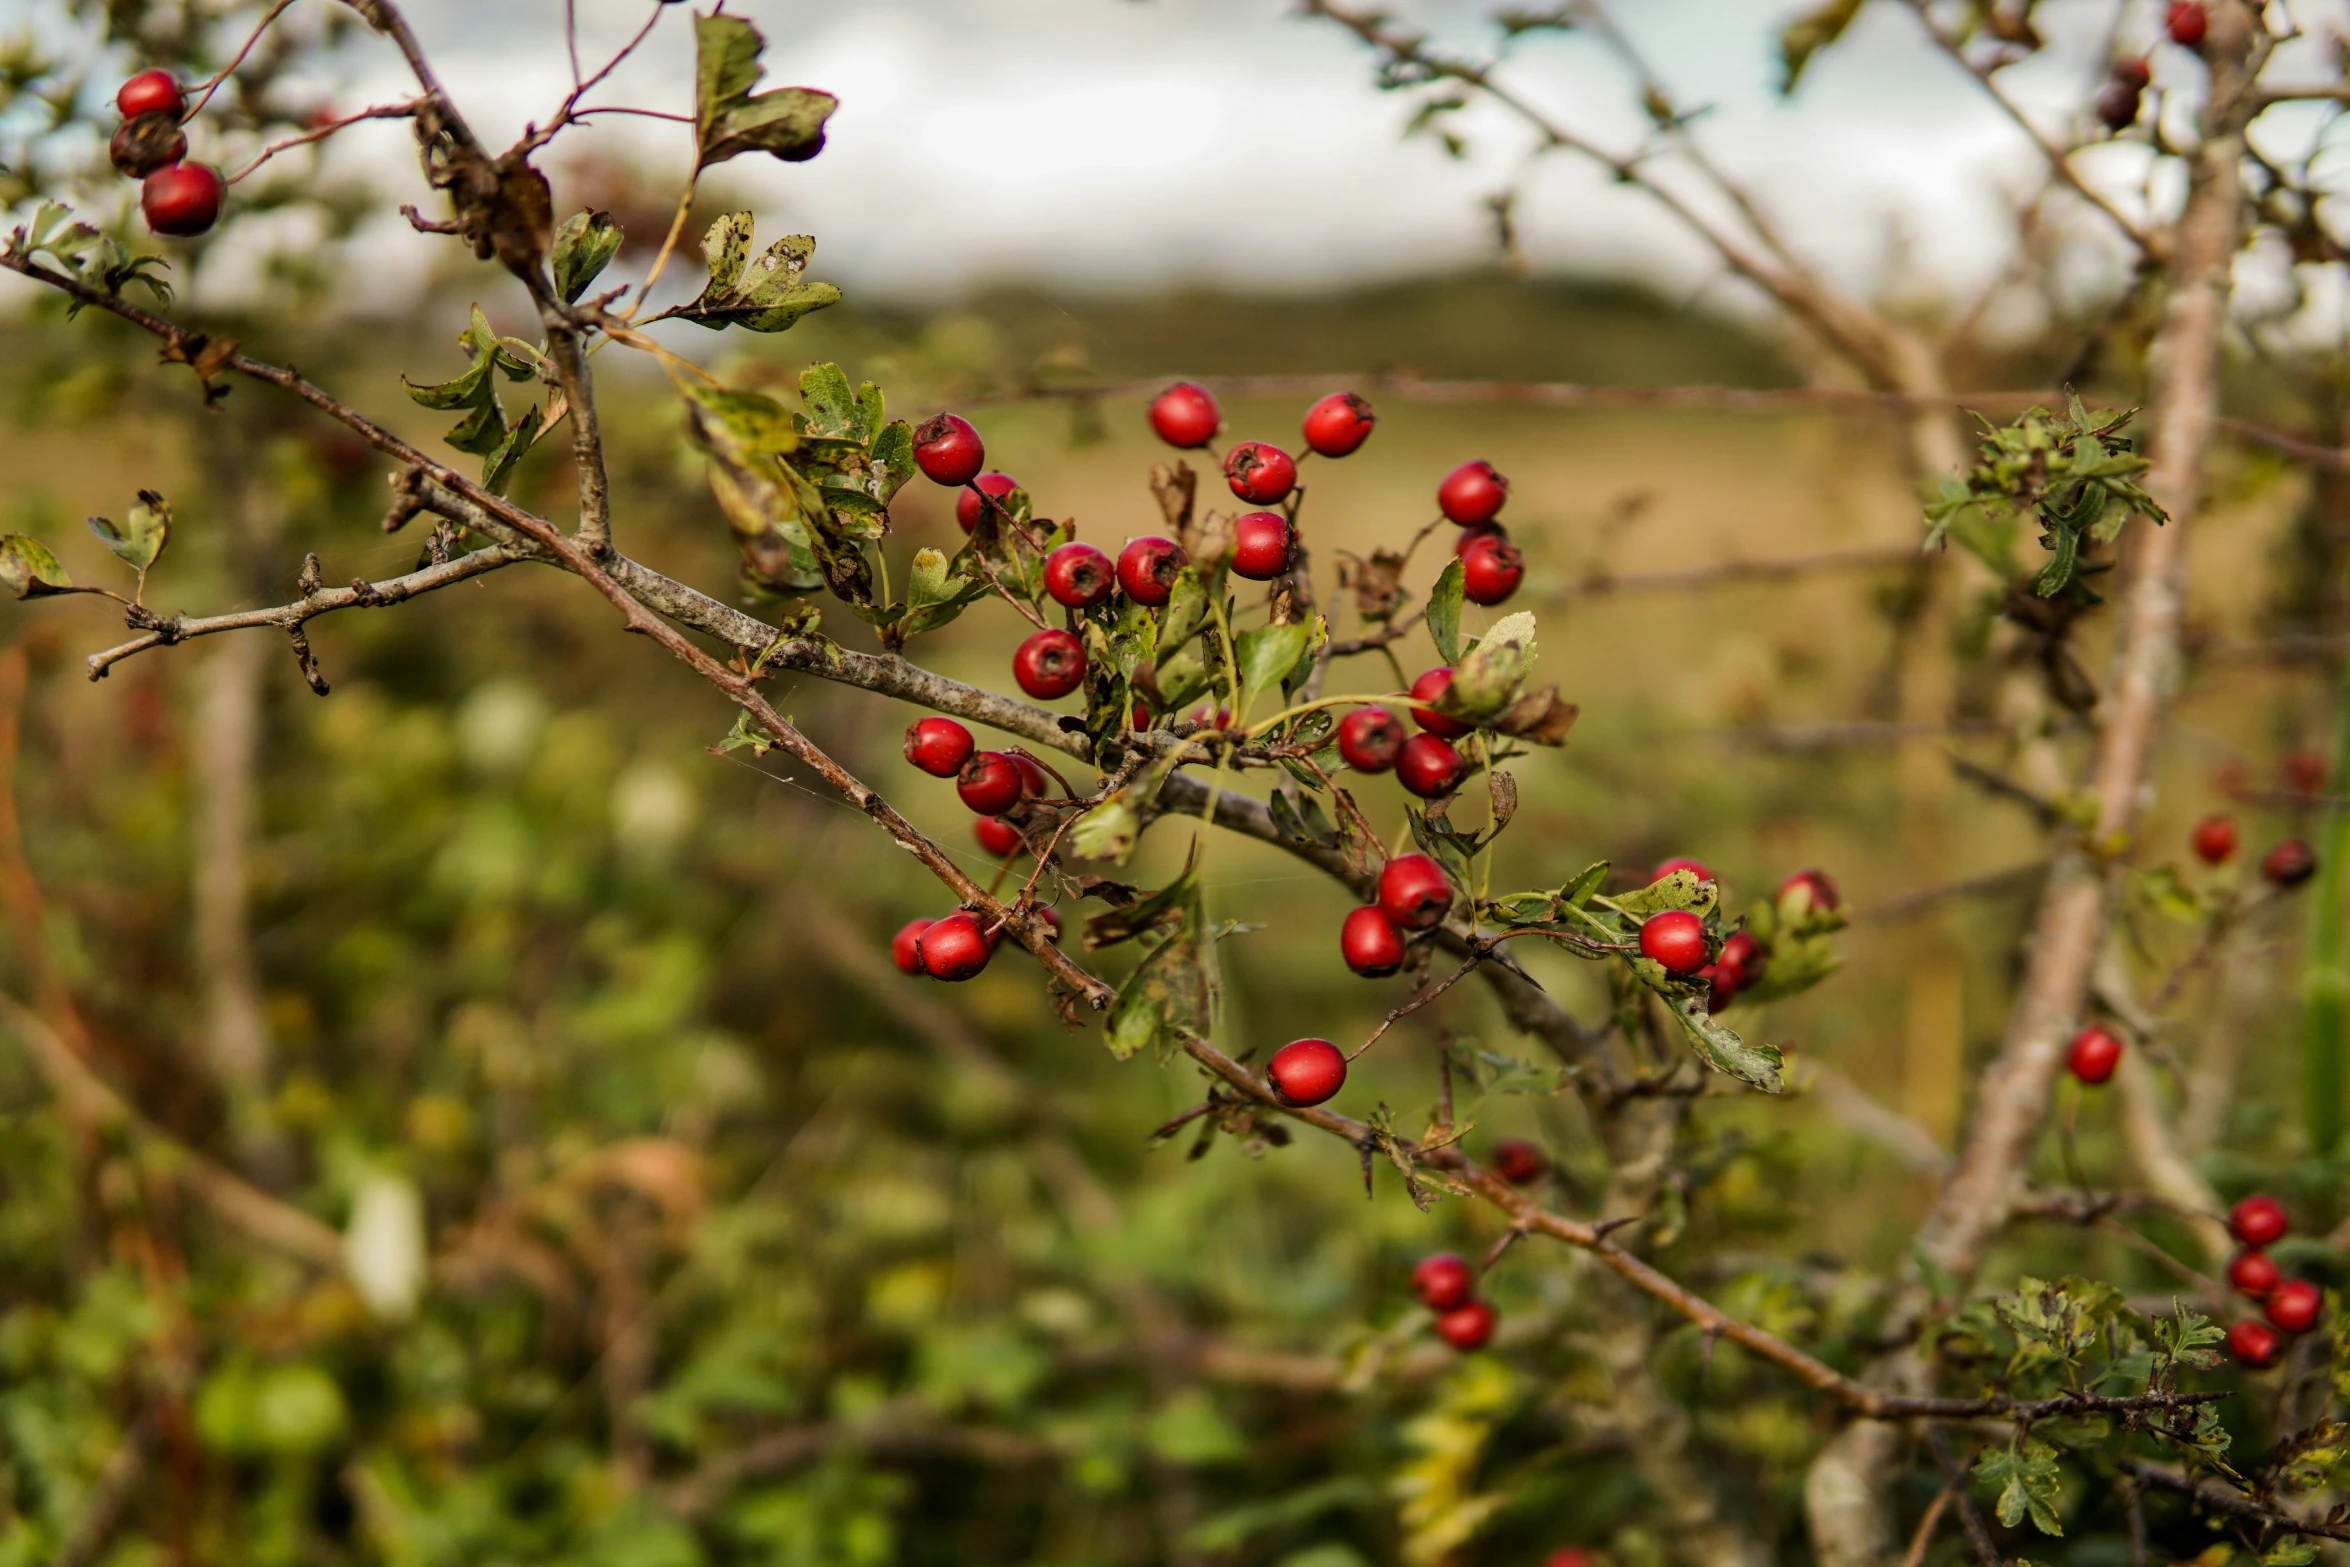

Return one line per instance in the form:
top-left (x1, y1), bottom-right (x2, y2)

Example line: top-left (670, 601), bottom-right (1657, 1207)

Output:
top-left (1658, 987), bottom-right (1782, 1093)
top-left (85, 489), bottom-right (170, 578)
top-left (670, 217), bottom-right (841, 334)
top-left (0, 534), bottom-right (74, 599)
top-left (1426, 557), bottom-right (1465, 664)
top-left (479, 402), bottom-right (543, 497)
top-left (694, 14), bottom-right (839, 170)
top-left (680, 381), bottom-right (800, 459)
top-left (798, 363), bottom-right (866, 441)
top-left (1069, 797), bottom-right (1143, 864)
top-left (552, 209), bottom-right (623, 304)
top-left (1105, 931), bottom-right (1207, 1061)
top-left (1158, 567), bottom-right (1213, 656)
top-left (715, 712), bottom-right (781, 756)
top-left (1235, 621), bottom-right (1311, 701)
top-left (1557, 860), bottom-right (1609, 908)
top-left (1445, 609), bottom-right (1536, 718)
top-left (869, 419), bottom-right (916, 503)
top-left (1606, 867), bottom-right (1717, 920)
top-left (1974, 1438), bottom-right (2063, 1537)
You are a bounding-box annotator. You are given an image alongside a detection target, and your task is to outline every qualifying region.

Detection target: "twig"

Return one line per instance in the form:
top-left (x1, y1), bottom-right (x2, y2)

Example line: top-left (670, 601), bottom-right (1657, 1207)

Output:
top-left (1927, 1426), bottom-right (2004, 1567)
top-left (1899, 1485), bottom-right (1955, 1567)
top-left (2115, 1457), bottom-right (2350, 1543)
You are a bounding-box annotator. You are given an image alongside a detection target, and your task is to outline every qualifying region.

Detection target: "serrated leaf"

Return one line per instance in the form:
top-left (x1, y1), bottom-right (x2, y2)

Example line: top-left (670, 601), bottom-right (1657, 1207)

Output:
top-left (1974, 1439), bottom-right (2063, 1538)
top-left (714, 712), bottom-right (780, 757)
top-left (671, 218), bottom-right (841, 334)
top-left (1658, 987), bottom-right (1782, 1092)
top-left (694, 14), bottom-right (839, 170)
top-left (1069, 798), bottom-right (1143, 864)
top-left (1426, 557), bottom-right (1465, 664)
top-left (869, 419), bottom-right (916, 503)
top-left (1235, 620), bottom-right (1311, 701)
top-left (85, 489), bottom-right (170, 577)
top-left (681, 381), bottom-right (800, 459)
top-left (1105, 933), bottom-right (1206, 1061)
top-left (1446, 610), bottom-right (1536, 717)
top-left (1558, 861), bottom-right (1609, 907)
top-left (0, 535), bottom-right (73, 599)
top-left (1607, 868), bottom-right (1717, 920)
top-left (552, 209), bottom-right (622, 304)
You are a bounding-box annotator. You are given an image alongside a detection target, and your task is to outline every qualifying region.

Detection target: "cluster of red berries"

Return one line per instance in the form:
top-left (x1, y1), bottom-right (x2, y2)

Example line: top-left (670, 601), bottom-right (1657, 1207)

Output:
top-left (1332, 669), bottom-right (1482, 806)
top-left (2187, 811), bottom-right (2317, 887)
top-left (893, 715), bottom-right (1065, 980)
top-left (2222, 1194), bottom-right (2328, 1369)
top-left (1411, 1252), bottom-right (1497, 1351)
top-left (110, 71), bottom-right (222, 237)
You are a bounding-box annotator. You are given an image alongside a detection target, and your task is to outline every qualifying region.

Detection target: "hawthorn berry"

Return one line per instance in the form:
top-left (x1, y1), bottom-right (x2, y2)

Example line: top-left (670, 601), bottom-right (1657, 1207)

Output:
top-left (1434, 1299), bottom-right (1496, 1351)
top-left (1116, 536), bottom-right (1187, 607)
top-left (1653, 856), bottom-right (1714, 885)
top-left (891, 918), bottom-right (932, 976)
top-left (116, 69), bottom-right (185, 121)
top-left (1229, 511), bottom-right (1297, 581)
top-left (1778, 868), bottom-right (1841, 917)
top-left (110, 113), bottom-right (186, 180)
top-left (141, 162), bottom-right (222, 237)
top-left (1149, 382), bottom-right (1221, 449)
top-left (955, 472), bottom-right (1019, 533)
top-left (2191, 813), bottom-right (2237, 865)
top-left (974, 816), bottom-right (1024, 858)
top-left (1013, 628), bottom-right (1087, 700)
top-left (1411, 1253), bottom-right (1474, 1311)
top-left (2230, 1194), bottom-right (2290, 1248)
top-left (2285, 750), bottom-right (2326, 793)
top-left (1042, 542), bottom-right (1116, 609)
top-left (1492, 1138), bottom-right (1547, 1185)
top-left (2066, 1024), bottom-right (2123, 1086)
top-left (1224, 441), bottom-right (1297, 505)
top-left (916, 913), bottom-right (993, 981)
top-left (1437, 460), bottom-right (1508, 527)
top-left (903, 715), bottom-right (976, 777)
top-left (956, 752), bottom-right (1025, 815)
top-left (1640, 910), bottom-right (1709, 975)
top-left (1341, 906), bottom-right (1406, 977)
top-left (2166, 0), bottom-right (2207, 45)
top-left (1397, 733), bottom-right (1466, 798)
top-left (1453, 523), bottom-right (1505, 558)
top-left (2228, 1248), bottom-right (2280, 1299)
top-left (2264, 838), bottom-right (2318, 889)
top-left (2266, 1278), bottom-right (2322, 1334)
top-left (2228, 1318), bottom-right (2283, 1369)
top-left (1714, 930), bottom-right (1763, 990)
top-left (1459, 533), bottom-right (1524, 607)
top-left (1378, 854), bottom-right (1453, 931)
top-left (2114, 56), bottom-right (2153, 89)
top-left (1268, 1038), bottom-right (1347, 1106)
top-left (1337, 706), bottom-right (1406, 773)
top-left (1408, 668), bottom-right (1473, 740)
top-left (1301, 391), bottom-right (1375, 457)
top-left (2096, 76), bottom-right (2143, 133)
top-left (1010, 752), bottom-right (1052, 798)
top-left (912, 413), bottom-right (986, 487)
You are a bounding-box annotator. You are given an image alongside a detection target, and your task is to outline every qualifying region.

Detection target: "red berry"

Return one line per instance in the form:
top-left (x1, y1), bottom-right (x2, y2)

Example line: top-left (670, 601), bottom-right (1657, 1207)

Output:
top-left (1705, 964), bottom-right (1738, 1014)
top-left (1408, 668), bottom-right (1473, 740)
top-left (1412, 1253), bottom-right (1474, 1311)
top-left (2191, 813), bottom-right (2237, 865)
top-left (916, 913), bottom-right (993, 981)
top-left (1187, 706), bottom-right (1233, 732)
top-left (1117, 536), bottom-right (1187, 607)
top-left (974, 816), bottom-right (1023, 858)
top-left (1301, 392), bottom-right (1375, 457)
top-left (1492, 1138), bottom-right (1547, 1185)
top-left (903, 716), bottom-right (975, 777)
top-left (1640, 910), bottom-right (1708, 975)
top-left (2166, 0), bottom-right (2208, 45)
top-left (110, 113), bottom-right (187, 180)
top-left (955, 472), bottom-right (1018, 533)
top-left (1545, 1552), bottom-right (1596, 1567)
top-left (2114, 56), bottom-right (2153, 89)
top-left (1010, 752), bottom-right (1051, 799)
top-left (2230, 1194), bottom-right (2290, 1248)
top-left (2285, 750), bottom-right (2326, 793)
top-left (1013, 628), bottom-right (1087, 700)
top-left (1397, 733), bottom-right (1466, 798)
top-left (891, 918), bottom-right (932, 976)
top-left (141, 162), bottom-right (222, 237)
top-left (1451, 524), bottom-right (1504, 560)
top-left (1437, 460), bottom-right (1508, 527)
top-left (2266, 1278), bottom-right (2323, 1334)
top-left (1715, 930), bottom-right (1763, 990)
top-left (2096, 77), bottom-right (2143, 132)
top-left (2264, 838), bottom-right (2318, 889)
top-left (2228, 1248), bottom-right (2280, 1299)
top-left (1434, 1299), bottom-right (1496, 1351)
top-left (956, 752), bottom-right (1025, 815)
top-left (1778, 868), bottom-right (1841, 916)
top-left (1653, 857), bottom-right (1714, 885)
top-left (1459, 533), bottom-right (1524, 607)
top-left (1149, 382), bottom-right (1221, 449)
top-left (1268, 1038), bottom-right (1346, 1106)
top-left (1337, 707), bottom-right (1405, 773)
top-left (1228, 511), bottom-right (1296, 580)
top-left (1340, 906), bottom-right (1406, 977)
top-left (117, 69), bottom-right (185, 121)
top-left (1224, 442), bottom-right (1297, 505)
top-left (2228, 1318), bottom-right (2283, 1369)
top-left (1377, 854), bottom-right (1453, 931)
top-left (1043, 542), bottom-right (1115, 609)
top-left (2066, 1024), bottom-right (2123, 1086)
top-left (912, 413), bottom-right (986, 487)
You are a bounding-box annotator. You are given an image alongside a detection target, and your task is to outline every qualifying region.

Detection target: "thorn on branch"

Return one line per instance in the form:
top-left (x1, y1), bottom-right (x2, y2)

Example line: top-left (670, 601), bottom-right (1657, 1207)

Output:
top-left (382, 467), bottom-right (429, 533)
